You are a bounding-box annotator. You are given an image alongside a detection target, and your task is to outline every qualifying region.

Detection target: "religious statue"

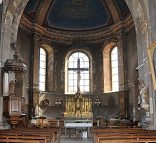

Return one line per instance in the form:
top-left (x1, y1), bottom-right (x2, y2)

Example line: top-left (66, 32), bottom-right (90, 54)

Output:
top-left (76, 97), bottom-right (80, 109)
top-left (9, 80), bottom-right (16, 95)
top-left (139, 80), bottom-right (149, 111)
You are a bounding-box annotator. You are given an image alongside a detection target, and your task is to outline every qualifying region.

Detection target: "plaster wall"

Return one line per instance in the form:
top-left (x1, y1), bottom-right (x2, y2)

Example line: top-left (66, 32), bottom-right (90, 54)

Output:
top-left (125, 28), bottom-right (138, 120)
top-left (16, 28), bottom-right (31, 113)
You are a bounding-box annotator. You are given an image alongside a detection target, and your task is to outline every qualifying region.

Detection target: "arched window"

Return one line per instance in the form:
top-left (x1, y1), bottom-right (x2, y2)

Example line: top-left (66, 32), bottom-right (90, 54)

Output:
top-left (66, 52), bottom-right (90, 94)
top-left (39, 48), bottom-right (47, 91)
top-left (111, 46), bottom-right (119, 91)
top-left (103, 43), bottom-right (119, 93)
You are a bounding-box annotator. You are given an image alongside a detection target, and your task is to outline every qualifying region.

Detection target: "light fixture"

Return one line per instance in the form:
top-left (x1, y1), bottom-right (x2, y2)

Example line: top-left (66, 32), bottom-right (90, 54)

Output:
top-left (55, 97), bottom-right (62, 107)
top-left (94, 96), bottom-right (101, 107)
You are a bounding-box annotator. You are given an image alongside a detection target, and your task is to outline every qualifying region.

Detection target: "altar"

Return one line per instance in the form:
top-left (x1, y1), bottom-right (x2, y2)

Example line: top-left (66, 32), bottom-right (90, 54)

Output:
top-left (64, 93), bottom-right (93, 137)
top-left (64, 118), bottom-right (93, 137)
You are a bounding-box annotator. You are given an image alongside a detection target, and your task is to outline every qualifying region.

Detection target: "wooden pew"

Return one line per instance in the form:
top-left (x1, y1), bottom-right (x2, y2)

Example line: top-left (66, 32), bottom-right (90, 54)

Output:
top-left (0, 139), bottom-right (41, 143)
top-left (0, 135), bottom-right (47, 143)
top-left (93, 128), bottom-right (156, 143)
top-left (0, 127), bottom-right (60, 143)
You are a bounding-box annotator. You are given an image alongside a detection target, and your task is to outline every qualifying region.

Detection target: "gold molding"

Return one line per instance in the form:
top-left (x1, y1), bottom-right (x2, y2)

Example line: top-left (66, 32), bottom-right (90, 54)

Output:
top-left (147, 40), bottom-right (156, 91)
top-left (19, 15), bottom-right (134, 43)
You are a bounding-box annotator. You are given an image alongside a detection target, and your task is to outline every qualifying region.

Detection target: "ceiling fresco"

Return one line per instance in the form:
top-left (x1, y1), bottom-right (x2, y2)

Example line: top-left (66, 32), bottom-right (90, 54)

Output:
top-left (24, 0), bottom-right (130, 31)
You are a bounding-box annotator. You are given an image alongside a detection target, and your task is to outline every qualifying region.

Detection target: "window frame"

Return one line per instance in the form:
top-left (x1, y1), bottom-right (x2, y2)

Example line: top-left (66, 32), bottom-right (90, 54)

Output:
top-left (110, 46), bottom-right (119, 92)
top-left (65, 50), bottom-right (92, 94)
top-left (39, 47), bottom-right (47, 91)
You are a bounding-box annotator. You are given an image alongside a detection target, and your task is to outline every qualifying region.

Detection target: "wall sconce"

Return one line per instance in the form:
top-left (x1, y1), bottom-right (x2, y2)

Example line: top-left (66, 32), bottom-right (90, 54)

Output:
top-left (94, 96), bottom-right (101, 107)
top-left (55, 97), bottom-right (62, 107)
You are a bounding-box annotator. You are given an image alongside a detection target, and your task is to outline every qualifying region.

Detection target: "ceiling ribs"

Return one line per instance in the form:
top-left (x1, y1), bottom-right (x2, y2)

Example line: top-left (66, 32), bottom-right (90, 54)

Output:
top-left (104, 0), bottom-right (120, 23)
top-left (36, 0), bottom-right (54, 25)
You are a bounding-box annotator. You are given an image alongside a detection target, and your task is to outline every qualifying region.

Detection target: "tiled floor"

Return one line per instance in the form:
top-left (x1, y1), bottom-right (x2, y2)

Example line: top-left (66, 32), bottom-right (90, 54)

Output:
top-left (60, 136), bottom-right (93, 143)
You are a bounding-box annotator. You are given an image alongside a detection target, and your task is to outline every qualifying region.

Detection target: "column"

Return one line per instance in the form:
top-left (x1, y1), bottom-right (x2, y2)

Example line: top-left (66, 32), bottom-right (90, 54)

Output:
top-left (28, 34), bottom-right (40, 117)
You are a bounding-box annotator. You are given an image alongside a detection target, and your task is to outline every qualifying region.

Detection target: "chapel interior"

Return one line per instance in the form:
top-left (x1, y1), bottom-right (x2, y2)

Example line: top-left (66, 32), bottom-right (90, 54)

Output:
top-left (0, 0), bottom-right (156, 143)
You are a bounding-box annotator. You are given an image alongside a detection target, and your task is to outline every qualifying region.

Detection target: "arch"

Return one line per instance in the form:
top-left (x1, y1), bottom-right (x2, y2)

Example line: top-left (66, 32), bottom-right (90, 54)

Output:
top-left (4, 0), bottom-right (29, 42)
top-left (103, 42), bottom-right (117, 92)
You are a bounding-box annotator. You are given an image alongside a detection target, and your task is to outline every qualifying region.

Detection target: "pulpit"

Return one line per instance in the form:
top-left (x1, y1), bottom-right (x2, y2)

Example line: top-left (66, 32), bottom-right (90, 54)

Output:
top-left (4, 43), bottom-right (27, 128)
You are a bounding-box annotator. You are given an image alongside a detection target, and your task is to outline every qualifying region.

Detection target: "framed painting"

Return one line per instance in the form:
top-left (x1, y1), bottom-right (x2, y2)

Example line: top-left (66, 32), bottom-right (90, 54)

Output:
top-left (147, 40), bottom-right (156, 91)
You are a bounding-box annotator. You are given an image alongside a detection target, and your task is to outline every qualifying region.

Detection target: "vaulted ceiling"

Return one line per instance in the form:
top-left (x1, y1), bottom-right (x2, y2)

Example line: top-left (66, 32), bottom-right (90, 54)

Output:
top-left (23, 0), bottom-right (131, 31)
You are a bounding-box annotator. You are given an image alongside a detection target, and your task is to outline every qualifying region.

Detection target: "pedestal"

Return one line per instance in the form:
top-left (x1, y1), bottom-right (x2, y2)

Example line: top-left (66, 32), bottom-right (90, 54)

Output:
top-left (37, 116), bottom-right (46, 128)
top-left (9, 115), bottom-right (21, 128)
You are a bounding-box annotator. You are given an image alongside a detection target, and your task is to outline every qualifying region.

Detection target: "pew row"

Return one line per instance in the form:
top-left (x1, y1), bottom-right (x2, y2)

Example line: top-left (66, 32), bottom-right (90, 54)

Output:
top-left (93, 128), bottom-right (156, 143)
top-left (0, 128), bottom-right (60, 143)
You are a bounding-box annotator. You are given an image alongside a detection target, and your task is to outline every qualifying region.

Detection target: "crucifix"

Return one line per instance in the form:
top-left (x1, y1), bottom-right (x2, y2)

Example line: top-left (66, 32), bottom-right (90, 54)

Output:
top-left (68, 58), bottom-right (88, 93)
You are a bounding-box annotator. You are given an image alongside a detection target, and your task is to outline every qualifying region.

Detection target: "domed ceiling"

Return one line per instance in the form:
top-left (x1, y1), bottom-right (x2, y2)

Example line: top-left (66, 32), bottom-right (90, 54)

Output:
top-left (24, 0), bottom-right (130, 31)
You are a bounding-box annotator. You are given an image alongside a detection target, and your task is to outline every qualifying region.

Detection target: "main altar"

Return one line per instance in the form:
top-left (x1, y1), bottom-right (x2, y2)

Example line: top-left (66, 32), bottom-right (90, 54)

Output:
top-left (64, 93), bottom-right (93, 137)
top-left (64, 93), bottom-right (93, 118)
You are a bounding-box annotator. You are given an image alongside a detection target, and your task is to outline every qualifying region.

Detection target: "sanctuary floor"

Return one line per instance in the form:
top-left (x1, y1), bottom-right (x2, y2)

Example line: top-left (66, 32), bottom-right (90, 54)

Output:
top-left (60, 136), bottom-right (92, 143)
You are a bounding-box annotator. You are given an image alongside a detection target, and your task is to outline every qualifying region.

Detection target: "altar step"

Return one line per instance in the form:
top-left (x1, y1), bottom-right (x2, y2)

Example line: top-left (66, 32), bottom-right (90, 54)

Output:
top-left (60, 127), bottom-right (93, 138)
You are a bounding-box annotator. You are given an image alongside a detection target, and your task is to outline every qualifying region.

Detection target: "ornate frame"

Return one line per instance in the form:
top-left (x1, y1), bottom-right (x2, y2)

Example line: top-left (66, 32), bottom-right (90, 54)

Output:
top-left (147, 40), bottom-right (156, 91)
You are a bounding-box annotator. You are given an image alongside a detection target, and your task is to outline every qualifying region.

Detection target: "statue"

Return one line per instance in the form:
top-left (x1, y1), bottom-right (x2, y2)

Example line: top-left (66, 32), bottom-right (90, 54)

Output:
top-left (76, 97), bottom-right (80, 109)
top-left (139, 80), bottom-right (149, 110)
top-left (9, 80), bottom-right (16, 95)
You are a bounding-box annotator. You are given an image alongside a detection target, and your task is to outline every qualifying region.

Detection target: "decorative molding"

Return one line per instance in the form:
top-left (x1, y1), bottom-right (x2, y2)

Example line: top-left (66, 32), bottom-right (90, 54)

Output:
top-left (147, 40), bottom-right (156, 91)
top-left (20, 15), bottom-right (134, 43)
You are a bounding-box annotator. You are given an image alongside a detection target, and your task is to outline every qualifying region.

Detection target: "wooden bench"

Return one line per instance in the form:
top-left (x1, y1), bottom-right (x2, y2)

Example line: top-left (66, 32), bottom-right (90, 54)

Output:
top-left (0, 135), bottom-right (46, 143)
top-left (0, 139), bottom-right (42, 143)
top-left (93, 128), bottom-right (156, 143)
top-left (0, 127), bottom-right (60, 143)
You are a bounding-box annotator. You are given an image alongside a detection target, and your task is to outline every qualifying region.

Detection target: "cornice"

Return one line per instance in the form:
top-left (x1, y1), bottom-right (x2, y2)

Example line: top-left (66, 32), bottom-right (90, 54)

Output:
top-left (19, 15), bottom-right (134, 43)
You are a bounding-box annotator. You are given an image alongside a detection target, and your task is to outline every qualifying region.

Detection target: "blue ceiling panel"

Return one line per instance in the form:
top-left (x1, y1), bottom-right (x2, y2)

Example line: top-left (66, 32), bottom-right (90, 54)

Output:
top-left (44, 0), bottom-right (113, 30)
top-left (115, 0), bottom-right (130, 18)
top-left (24, 0), bottom-right (40, 20)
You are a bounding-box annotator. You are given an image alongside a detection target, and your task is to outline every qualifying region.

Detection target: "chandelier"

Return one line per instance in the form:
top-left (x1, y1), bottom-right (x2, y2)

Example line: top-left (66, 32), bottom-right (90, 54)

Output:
top-left (4, 44), bottom-right (27, 74)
